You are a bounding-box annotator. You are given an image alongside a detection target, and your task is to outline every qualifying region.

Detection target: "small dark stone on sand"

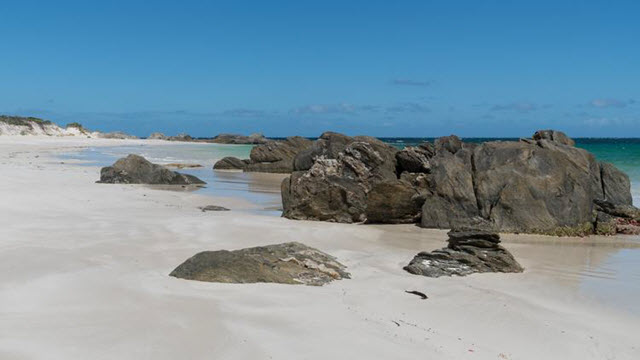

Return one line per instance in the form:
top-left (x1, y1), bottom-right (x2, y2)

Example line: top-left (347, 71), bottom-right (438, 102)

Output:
top-left (199, 205), bottom-right (230, 212)
top-left (405, 290), bottom-right (428, 299)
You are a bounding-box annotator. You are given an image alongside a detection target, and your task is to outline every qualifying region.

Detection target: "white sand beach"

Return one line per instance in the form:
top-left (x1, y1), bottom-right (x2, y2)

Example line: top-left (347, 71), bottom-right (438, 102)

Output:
top-left (1, 136), bottom-right (639, 360)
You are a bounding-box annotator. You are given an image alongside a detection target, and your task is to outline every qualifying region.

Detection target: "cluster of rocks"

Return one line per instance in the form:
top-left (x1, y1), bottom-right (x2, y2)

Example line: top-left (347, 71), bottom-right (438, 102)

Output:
top-left (403, 230), bottom-right (524, 277)
top-left (210, 133), bottom-right (269, 144)
top-left (280, 130), bottom-right (639, 236)
top-left (214, 136), bottom-right (313, 173)
top-left (97, 154), bottom-right (205, 185)
top-left (97, 131), bottom-right (139, 139)
top-left (170, 242), bottom-right (350, 286)
top-left (147, 133), bottom-right (194, 141)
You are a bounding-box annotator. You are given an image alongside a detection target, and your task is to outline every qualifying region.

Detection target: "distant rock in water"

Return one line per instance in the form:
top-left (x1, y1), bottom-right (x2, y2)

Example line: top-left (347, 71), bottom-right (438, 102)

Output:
top-left (170, 242), bottom-right (350, 286)
top-left (213, 137), bottom-right (314, 173)
top-left (98, 131), bottom-right (139, 139)
top-left (281, 129), bottom-right (639, 236)
top-left (211, 133), bottom-right (269, 144)
top-left (403, 229), bottom-right (524, 277)
top-left (98, 154), bottom-right (206, 185)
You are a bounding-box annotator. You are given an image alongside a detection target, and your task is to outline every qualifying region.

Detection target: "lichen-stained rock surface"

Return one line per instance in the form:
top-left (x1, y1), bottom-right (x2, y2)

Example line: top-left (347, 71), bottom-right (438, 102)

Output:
top-left (169, 242), bottom-right (350, 286)
top-left (98, 154), bottom-right (206, 185)
top-left (403, 230), bottom-right (523, 278)
top-left (282, 136), bottom-right (399, 223)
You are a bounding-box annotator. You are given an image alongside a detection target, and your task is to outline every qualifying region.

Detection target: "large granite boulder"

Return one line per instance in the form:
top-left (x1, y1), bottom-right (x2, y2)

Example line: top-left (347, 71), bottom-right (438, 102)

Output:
top-left (282, 129), bottom-right (638, 236)
top-left (365, 179), bottom-right (425, 224)
top-left (282, 135), bottom-right (399, 222)
top-left (213, 156), bottom-right (249, 170)
top-left (98, 154), bottom-right (205, 185)
top-left (420, 145), bottom-right (485, 229)
top-left (403, 230), bottom-right (524, 277)
top-left (169, 242), bottom-right (349, 286)
top-left (211, 133), bottom-right (269, 144)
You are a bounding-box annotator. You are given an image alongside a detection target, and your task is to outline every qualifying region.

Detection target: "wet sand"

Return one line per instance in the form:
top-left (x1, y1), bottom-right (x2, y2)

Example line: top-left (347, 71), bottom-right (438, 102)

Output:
top-left (1, 136), bottom-right (639, 360)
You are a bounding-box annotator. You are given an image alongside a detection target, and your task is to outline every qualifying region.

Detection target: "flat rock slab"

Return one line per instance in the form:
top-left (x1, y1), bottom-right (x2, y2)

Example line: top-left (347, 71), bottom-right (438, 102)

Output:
top-left (404, 230), bottom-right (523, 278)
top-left (170, 242), bottom-right (350, 286)
top-left (199, 205), bottom-right (230, 212)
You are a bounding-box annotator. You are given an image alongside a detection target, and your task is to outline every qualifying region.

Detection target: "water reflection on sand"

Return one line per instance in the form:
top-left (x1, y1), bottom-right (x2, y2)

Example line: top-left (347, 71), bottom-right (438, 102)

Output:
top-left (502, 234), bottom-right (640, 315)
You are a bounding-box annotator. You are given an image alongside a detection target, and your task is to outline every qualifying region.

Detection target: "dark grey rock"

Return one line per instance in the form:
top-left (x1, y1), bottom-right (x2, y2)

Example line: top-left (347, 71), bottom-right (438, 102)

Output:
top-left (244, 136), bottom-right (314, 173)
top-left (420, 146), bottom-right (481, 229)
top-left (98, 154), bottom-right (206, 185)
top-left (434, 135), bottom-right (463, 154)
top-left (532, 129), bottom-right (575, 146)
top-left (211, 133), bottom-right (269, 144)
top-left (403, 230), bottom-right (523, 278)
top-left (200, 205), bottom-right (230, 212)
top-left (600, 162), bottom-right (633, 205)
top-left (365, 179), bottom-right (424, 224)
top-left (395, 143), bottom-right (434, 173)
top-left (470, 139), bottom-right (602, 234)
top-left (281, 129), bottom-right (638, 236)
top-left (170, 242), bottom-right (350, 286)
top-left (213, 156), bottom-right (249, 170)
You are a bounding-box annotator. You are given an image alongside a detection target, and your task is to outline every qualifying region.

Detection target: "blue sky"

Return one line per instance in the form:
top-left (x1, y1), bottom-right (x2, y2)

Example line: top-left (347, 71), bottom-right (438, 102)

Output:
top-left (1, 0), bottom-right (639, 137)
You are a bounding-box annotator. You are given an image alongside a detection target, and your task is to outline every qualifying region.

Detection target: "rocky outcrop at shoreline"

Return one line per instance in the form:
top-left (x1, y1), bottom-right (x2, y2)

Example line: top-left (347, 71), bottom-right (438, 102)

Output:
top-left (210, 133), bottom-right (269, 144)
top-left (403, 229), bottom-right (524, 277)
top-left (98, 154), bottom-right (206, 185)
top-left (97, 131), bottom-right (139, 139)
top-left (170, 242), bottom-right (350, 286)
top-left (213, 136), bottom-right (313, 173)
top-left (281, 130), bottom-right (639, 236)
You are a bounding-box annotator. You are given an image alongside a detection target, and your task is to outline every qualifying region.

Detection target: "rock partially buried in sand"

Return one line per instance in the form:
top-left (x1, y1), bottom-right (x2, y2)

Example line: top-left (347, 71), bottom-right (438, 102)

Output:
top-left (403, 229), bottom-right (523, 278)
top-left (98, 154), bottom-right (206, 185)
top-left (199, 205), bottom-right (230, 212)
top-left (170, 242), bottom-right (350, 286)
